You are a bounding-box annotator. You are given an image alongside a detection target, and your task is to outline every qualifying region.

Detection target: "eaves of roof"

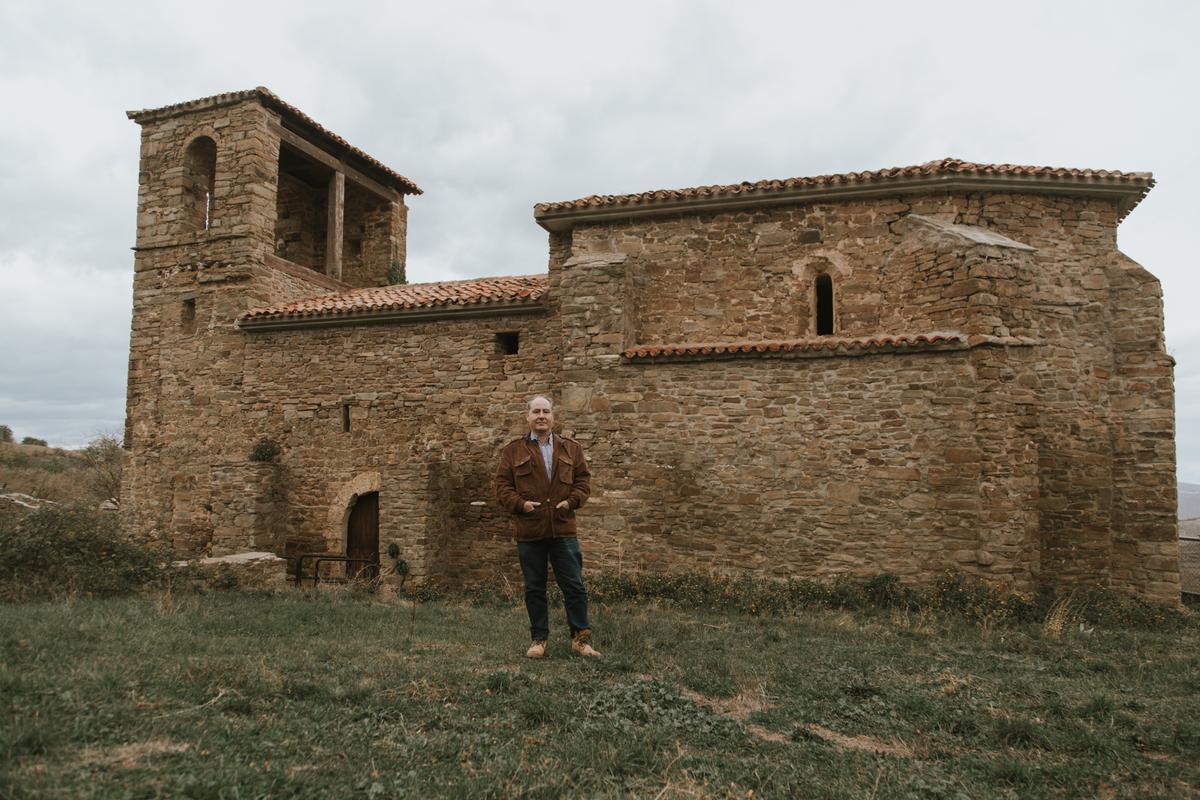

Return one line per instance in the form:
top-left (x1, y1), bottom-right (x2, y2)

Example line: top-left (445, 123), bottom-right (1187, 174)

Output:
top-left (127, 87), bottom-right (422, 196)
top-left (238, 274), bottom-right (548, 332)
top-left (622, 333), bottom-right (1040, 362)
top-left (535, 158), bottom-right (1153, 232)
top-left (238, 301), bottom-right (545, 332)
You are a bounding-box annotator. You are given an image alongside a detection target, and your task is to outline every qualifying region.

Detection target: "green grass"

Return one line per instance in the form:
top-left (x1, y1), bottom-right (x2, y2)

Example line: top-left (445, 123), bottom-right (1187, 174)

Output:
top-left (2, 592), bottom-right (1198, 799)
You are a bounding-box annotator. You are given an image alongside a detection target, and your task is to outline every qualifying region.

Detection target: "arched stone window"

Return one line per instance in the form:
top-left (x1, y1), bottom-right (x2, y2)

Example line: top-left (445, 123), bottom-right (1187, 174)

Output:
top-left (182, 136), bottom-right (217, 231)
top-left (815, 273), bottom-right (834, 335)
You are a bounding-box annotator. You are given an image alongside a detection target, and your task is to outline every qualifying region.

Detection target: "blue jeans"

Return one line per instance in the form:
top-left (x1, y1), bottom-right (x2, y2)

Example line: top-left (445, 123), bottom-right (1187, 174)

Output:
top-left (516, 537), bottom-right (590, 641)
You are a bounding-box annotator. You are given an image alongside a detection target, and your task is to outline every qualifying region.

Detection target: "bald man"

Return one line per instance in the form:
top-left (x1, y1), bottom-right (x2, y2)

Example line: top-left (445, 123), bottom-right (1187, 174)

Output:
top-left (494, 395), bottom-right (600, 658)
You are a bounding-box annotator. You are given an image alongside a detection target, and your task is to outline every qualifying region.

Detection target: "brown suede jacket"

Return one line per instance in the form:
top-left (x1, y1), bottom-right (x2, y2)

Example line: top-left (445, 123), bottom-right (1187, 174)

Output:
top-left (493, 434), bottom-right (591, 541)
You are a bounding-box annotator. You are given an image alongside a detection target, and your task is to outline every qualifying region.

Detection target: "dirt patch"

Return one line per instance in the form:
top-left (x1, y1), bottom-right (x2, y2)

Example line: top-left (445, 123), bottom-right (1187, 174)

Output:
top-left (679, 686), bottom-right (788, 743)
top-left (74, 739), bottom-right (189, 769)
top-left (744, 723), bottom-right (790, 744)
top-left (932, 670), bottom-right (973, 697)
top-left (802, 724), bottom-right (913, 757)
top-left (679, 687), bottom-right (771, 722)
top-left (679, 685), bottom-right (913, 755)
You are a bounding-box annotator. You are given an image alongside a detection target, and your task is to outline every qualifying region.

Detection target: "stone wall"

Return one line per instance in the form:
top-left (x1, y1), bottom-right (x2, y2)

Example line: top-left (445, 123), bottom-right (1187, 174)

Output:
top-left (1106, 251), bottom-right (1178, 599)
top-left (547, 241), bottom-right (1042, 589)
top-left (236, 309), bottom-right (560, 582)
top-left (273, 171), bottom-right (326, 269)
top-left (547, 190), bottom-right (1176, 599)
top-left (591, 199), bottom-right (1040, 346)
top-left (341, 182), bottom-right (404, 287)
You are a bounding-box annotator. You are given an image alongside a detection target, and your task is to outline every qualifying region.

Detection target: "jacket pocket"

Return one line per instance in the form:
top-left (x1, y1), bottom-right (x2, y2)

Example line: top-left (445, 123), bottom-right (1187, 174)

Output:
top-left (514, 456), bottom-right (536, 493)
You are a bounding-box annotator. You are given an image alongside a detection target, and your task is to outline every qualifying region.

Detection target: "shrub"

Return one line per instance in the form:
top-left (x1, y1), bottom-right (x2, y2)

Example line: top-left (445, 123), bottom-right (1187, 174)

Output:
top-left (0, 504), bottom-right (170, 601)
top-left (21, 437), bottom-right (48, 447)
top-left (930, 571), bottom-right (1038, 624)
top-left (862, 572), bottom-right (916, 608)
top-left (0, 424), bottom-right (12, 443)
top-left (1057, 583), bottom-right (1182, 629)
top-left (386, 261), bottom-right (405, 285)
top-left (249, 438), bottom-right (281, 463)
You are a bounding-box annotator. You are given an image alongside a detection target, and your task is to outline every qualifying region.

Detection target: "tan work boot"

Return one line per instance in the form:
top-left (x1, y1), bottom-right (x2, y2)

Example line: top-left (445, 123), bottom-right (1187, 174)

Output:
top-left (571, 630), bottom-right (601, 658)
top-left (525, 640), bottom-right (547, 659)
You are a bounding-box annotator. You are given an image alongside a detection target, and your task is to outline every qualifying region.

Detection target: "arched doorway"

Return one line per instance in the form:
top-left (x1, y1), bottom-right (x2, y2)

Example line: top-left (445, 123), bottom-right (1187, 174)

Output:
top-left (346, 492), bottom-right (380, 579)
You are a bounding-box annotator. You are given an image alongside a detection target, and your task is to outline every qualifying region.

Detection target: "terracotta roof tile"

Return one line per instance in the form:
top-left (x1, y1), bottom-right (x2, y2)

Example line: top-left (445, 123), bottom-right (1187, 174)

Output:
top-left (536, 157), bottom-right (1153, 220)
top-left (623, 333), bottom-right (970, 361)
top-left (127, 87), bottom-right (421, 195)
top-left (240, 274), bottom-right (547, 325)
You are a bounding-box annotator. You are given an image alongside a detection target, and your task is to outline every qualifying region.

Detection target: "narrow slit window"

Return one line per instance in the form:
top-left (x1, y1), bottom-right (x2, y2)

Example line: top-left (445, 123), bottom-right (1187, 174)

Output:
top-left (341, 403), bottom-right (351, 433)
top-left (495, 332), bottom-right (519, 355)
top-left (815, 274), bottom-right (834, 336)
top-left (181, 297), bottom-right (197, 333)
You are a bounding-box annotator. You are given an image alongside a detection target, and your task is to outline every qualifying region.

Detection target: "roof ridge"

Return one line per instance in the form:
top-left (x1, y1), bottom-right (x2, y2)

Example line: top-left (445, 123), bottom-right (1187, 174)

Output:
top-left (240, 273), bottom-right (549, 324)
top-left (534, 157), bottom-right (1155, 222)
top-left (365, 273), bottom-right (547, 291)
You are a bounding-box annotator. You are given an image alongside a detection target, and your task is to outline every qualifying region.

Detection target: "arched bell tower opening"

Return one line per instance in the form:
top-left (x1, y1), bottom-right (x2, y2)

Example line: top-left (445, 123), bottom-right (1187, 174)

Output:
top-left (182, 135), bottom-right (217, 232)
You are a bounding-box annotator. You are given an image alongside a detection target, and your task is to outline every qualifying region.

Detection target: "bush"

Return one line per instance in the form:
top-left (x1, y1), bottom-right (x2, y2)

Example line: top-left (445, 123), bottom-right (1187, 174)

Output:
top-left (931, 571), bottom-right (1038, 624)
top-left (0, 424), bottom-right (12, 443)
top-left (1058, 584), bottom-right (1181, 629)
top-left (0, 504), bottom-right (170, 602)
top-left (79, 433), bottom-right (123, 503)
top-left (21, 437), bottom-right (48, 447)
top-left (249, 438), bottom-right (281, 463)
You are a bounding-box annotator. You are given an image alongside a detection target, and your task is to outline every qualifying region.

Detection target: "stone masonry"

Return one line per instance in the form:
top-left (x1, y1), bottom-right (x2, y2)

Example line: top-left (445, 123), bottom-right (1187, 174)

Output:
top-left (120, 88), bottom-right (1179, 602)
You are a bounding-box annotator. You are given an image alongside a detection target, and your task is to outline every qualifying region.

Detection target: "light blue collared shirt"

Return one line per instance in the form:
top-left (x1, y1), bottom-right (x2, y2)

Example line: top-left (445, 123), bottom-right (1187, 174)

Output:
top-left (529, 432), bottom-right (553, 481)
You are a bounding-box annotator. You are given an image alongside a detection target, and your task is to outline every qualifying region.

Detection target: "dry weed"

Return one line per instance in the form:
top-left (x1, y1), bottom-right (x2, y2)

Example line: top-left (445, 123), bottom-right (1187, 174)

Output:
top-left (74, 739), bottom-right (189, 769)
top-left (1044, 593), bottom-right (1083, 639)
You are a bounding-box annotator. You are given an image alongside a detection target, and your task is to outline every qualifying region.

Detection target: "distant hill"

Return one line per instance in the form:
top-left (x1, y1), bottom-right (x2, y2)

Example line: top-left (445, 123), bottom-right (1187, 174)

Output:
top-left (1182, 482), bottom-right (1200, 521)
top-left (0, 441), bottom-right (101, 505)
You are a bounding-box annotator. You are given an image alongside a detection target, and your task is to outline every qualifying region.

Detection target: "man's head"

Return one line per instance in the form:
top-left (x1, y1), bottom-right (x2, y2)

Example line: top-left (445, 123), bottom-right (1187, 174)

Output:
top-left (526, 395), bottom-right (554, 438)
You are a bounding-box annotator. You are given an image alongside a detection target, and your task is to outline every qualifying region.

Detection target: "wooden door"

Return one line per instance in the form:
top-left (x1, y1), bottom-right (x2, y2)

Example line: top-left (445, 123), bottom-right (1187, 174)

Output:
top-left (346, 492), bottom-right (380, 579)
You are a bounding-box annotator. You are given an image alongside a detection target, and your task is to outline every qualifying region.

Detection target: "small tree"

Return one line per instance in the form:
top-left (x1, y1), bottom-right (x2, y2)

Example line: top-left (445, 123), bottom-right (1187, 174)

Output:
top-left (80, 433), bottom-right (124, 503)
top-left (21, 437), bottom-right (48, 447)
top-left (0, 425), bottom-right (12, 443)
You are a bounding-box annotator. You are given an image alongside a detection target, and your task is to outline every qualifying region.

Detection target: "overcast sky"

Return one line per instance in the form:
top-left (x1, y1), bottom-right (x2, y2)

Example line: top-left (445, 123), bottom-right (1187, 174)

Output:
top-left (1, 1), bottom-right (1197, 482)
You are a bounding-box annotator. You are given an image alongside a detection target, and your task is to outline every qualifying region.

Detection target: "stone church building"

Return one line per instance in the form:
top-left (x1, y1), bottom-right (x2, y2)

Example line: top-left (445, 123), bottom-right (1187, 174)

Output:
top-left (119, 88), bottom-right (1179, 601)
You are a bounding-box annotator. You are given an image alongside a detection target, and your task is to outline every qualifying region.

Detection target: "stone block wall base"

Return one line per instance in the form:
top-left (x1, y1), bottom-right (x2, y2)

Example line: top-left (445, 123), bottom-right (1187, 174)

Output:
top-left (173, 551), bottom-right (288, 591)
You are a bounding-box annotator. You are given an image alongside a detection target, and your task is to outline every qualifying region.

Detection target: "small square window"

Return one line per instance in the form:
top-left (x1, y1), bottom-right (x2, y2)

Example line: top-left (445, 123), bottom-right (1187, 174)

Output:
top-left (495, 332), bottom-right (519, 355)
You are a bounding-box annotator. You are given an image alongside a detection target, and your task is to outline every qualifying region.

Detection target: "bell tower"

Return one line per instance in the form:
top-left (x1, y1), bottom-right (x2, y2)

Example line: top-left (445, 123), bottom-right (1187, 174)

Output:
top-left (120, 87), bottom-right (420, 554)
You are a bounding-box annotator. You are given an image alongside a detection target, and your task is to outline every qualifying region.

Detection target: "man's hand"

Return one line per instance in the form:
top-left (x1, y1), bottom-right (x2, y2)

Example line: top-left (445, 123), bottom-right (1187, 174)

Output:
top-left (555, 500), bottom-right (569, 510)
top-left (522, 501), bottom-right (541, 513)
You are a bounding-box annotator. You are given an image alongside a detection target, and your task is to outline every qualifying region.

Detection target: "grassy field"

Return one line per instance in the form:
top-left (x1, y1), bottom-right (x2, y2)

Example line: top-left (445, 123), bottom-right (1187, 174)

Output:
top-left (2, 591), bottom-right (1198, 799)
